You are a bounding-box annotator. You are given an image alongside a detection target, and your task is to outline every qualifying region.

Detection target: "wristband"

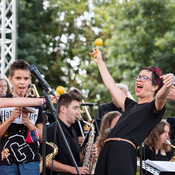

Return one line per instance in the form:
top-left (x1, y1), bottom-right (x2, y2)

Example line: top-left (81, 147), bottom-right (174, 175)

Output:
top-left (42, 97), bottom-right (46, 104)
top-left (25, 128), bottom-right (39, 143)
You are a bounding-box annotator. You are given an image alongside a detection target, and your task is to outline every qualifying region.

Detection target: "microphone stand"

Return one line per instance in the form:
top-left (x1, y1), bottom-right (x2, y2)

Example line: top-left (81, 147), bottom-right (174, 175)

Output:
top-left (41, 90), bottom-right (81, 175)
top-left (139, 144), bottom-right (143, 175)
top-left (41, 102), bottom-right (47, 175)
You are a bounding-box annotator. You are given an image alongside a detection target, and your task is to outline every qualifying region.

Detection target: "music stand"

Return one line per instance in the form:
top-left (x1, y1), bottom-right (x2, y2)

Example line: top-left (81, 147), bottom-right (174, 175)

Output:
top-left (137, 160), bottom-right (175, 175)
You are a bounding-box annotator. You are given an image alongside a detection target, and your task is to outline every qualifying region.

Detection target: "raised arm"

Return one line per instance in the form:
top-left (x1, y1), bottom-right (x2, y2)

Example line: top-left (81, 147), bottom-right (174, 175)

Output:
top-left (89, 47), bottom-right (126, 110)
top-left (155, 74), bottom-right (174, 112)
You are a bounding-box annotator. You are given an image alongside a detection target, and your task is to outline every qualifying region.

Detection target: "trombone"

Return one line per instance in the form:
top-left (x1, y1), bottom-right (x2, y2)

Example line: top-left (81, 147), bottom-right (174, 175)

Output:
top-left (28, 83), bottom-right (40, 97)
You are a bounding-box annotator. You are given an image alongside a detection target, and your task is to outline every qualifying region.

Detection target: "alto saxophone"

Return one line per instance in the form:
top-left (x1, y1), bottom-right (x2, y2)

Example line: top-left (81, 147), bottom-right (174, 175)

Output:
top-left (77, 116), bottom-right (95, 174)
top-left (40, 141), bottom-right (58, 173)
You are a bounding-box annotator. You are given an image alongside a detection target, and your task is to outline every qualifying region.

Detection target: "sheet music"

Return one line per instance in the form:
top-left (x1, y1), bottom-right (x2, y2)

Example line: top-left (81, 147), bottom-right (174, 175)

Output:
top-left (145, 160), bottom-right (175, 172)
top-left (137, 160), bottom-right (160, 175)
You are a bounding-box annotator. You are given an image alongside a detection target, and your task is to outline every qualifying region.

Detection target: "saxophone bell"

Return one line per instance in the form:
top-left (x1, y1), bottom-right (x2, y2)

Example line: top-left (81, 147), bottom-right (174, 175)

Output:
top-left (40, 141), bottom-right (58, 173)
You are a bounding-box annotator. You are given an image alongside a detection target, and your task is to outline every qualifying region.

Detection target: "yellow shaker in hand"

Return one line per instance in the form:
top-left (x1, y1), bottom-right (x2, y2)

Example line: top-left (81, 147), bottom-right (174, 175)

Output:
top-left (94, 38), bottom-right (103, 58)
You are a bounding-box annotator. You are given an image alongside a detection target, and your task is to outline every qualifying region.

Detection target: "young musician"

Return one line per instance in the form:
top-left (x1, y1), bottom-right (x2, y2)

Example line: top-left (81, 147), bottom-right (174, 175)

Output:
top-left (138, 120), bottom-right (173, 175)
top-left (89, 47), bottom-right (174, 175)
top-left (0, 60), bottom-right (43, 175)
top-left (45, 88), bottom-right (97, 175)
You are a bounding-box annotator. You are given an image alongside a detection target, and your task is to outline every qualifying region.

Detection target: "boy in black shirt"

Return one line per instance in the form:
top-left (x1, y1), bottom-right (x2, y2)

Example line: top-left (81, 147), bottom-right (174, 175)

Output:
top-left (46, 88), bottom-right (96, 175)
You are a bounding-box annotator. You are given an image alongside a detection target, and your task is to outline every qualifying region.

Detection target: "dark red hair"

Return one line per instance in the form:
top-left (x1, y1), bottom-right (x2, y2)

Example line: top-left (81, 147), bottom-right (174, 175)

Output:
top-left (142, 66), bottom-right (163, 94)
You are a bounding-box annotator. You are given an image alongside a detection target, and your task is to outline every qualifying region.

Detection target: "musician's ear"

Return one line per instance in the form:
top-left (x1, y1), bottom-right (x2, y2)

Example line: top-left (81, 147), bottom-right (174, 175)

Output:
top-left (8, 75), bottom-right (12, 83)
top-left (60, 105), bottom-right (66, 113)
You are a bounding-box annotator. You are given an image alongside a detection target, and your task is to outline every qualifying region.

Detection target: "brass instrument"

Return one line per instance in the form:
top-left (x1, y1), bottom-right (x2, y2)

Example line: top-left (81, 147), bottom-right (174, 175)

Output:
top-left (19, 84), bottom-right (39, 114)
top-left (77, 116), bottom-right (95, 174)
top-left (170, 156), bottom-right (175, 162)
top-left (40, 141), bottom-right (58, 173)
top-left (166, 140), bottom-right (175, 149)
top-left (28, 84), bottom-right (40, 97)
top-left (81, 100), bottom-right (93, 132)
top-left (166, 140), bottom-right (175, 162)
top-left (27, 84), bottom-right (59, 172)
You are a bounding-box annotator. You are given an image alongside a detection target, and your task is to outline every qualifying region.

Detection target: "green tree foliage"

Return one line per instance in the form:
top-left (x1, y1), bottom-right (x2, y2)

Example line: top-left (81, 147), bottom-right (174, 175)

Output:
top-left (91, 0), bottom-right (175, 116)
top-left (18, 0), bottom-right (97, 96)
top-left (18, 0), bottom-right (48, 70)
top-left (17, 0), bottom-right (175, 117)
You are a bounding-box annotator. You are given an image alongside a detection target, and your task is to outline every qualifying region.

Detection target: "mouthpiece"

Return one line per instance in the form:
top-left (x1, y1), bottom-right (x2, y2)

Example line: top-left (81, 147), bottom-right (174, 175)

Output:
top-left (166, 140), bottom-right (171, 145)
top-left (76, 116), bottom-right (82, 121)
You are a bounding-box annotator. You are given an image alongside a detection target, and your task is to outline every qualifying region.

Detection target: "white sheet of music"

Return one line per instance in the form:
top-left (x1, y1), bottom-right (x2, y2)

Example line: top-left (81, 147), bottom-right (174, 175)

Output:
top-left (145, 160), bottom-right (175, 172)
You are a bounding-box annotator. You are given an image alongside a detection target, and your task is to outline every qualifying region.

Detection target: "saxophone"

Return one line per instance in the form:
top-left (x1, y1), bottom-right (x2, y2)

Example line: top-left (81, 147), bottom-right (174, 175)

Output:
top-left (76, 116), bottom-right (95, 174)
top-left (28, 84), bottom-right (59, 172)
top-left (40, 141), bottom-right (58, 173)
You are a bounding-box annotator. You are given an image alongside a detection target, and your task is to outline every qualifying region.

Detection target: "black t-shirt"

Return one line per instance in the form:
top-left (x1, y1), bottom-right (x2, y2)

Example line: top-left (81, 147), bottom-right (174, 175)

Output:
top-left (46, 119), bottom-right (81, 175)
top-left (108, 97), bottom-right (165, 147)
top-left (97, 101), bottom-right (122, 119)
top-left (138, 144), bottom-right (173, 161)
top-left (0, 94), bottom-right (42, 165)
top-left (94, 98), bottom-right (165, 175)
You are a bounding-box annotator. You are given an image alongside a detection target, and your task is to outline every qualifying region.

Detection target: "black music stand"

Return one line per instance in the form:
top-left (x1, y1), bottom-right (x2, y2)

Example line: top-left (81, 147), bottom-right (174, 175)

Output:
top-left (139, 160), bottom-right (175, 175)
top-left (159, 172), bottom-right (175, 175)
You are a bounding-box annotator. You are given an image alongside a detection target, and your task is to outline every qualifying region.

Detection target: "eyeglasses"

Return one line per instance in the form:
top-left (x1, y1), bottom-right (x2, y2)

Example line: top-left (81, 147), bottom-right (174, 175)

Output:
top-left (135, 75), bottom-right (152, 82)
